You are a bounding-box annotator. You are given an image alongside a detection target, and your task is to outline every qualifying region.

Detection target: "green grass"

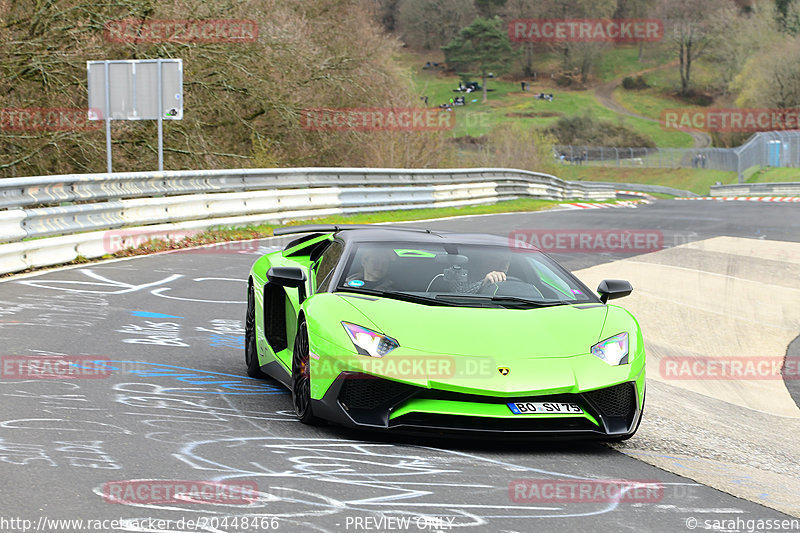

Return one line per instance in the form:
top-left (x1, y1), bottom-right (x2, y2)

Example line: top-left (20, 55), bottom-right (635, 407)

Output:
top-left (415, 66), bottom-right (692, 146)
top-left (595, 45), bottom-right (673, 82)
top-left (24, 197), bottom-right (627, 272)
top-left (412, 54), bottom-right (693, 147)
top-left (610, 58), bottom-right (721, 125)
top-left (555, 166), bottom-right (738, 195)
top-left (402, 49), bottom-right (738, 195)
top-left (743, 167), bottom-right (800, 183)
top-left (284, 198), bottom-right (567, 225)
top-left (641, 61), bottom-right (719, 94)
top-left (613, 86), bottom-right (696, 121)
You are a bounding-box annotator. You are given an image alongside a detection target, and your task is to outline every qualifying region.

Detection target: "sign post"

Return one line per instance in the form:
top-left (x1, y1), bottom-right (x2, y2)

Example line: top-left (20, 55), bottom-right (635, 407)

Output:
top-left (87, 59), bottom-right (183, 173)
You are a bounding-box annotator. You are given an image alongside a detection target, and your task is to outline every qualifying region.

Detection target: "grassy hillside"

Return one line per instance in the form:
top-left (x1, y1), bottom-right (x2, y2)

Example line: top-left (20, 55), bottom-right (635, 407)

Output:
top-left (409, 56), bottom-right (693, 147)
top-left (556, 166), bottom-right (737, 195)
top-left (744, 167), bottom-right (800, 183)
top-left (595, 45), bottom-right (674, 82)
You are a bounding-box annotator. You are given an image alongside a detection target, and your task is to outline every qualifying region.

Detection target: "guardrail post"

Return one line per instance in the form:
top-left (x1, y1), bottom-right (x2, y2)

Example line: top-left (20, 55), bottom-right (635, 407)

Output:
top-left (737, 151), bottom-right (743, 184)
top-left (104, 62), bottom-right (113, 173)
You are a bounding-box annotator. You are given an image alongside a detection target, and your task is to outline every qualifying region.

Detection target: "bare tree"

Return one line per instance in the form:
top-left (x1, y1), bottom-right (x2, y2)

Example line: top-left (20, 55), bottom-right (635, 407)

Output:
top-left (732, 36), bottom-right (800, 109)
top-left (657, 0), bottom-right (727, 97)
top-left (782, 0), bottom-right (800, 35)
top-left (501, 0), bottom-right (543, 78)
top-left (705, 2), bottom-right (781, 94)
top-left (371, 0), bottom-right (402, 31)
top-left (0, 0), bottom-right (453, 177)
top-left (537, 0), bottom-right (617, 81)
top-left (396, 0), bottom-right (477, 50)
top-left (475, 0), bottom-right (508, 18)
top-left (615, 0), bottom-right (656, 61)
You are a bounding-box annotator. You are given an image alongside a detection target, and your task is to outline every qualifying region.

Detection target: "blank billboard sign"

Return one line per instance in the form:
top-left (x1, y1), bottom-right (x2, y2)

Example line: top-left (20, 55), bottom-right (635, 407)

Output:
top-left (87, 59), bottom-right (183, 121)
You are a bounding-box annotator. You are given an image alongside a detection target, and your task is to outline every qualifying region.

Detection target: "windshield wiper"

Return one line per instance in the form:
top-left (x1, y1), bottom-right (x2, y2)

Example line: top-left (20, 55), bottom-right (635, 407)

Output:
top-left (434, 294), bottom-right (574, 308)
top-left (337, 288), bottom-right (456, 306)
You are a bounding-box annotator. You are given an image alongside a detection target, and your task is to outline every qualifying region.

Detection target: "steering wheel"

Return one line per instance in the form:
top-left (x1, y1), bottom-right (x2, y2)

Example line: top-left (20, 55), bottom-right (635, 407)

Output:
top-left (478, 275), bottom-right (522, 287)
top-left (480, 277), bottom-right (544, 298)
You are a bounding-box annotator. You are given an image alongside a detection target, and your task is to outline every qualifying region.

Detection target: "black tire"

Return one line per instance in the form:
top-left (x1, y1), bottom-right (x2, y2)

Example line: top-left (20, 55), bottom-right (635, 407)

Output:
top-left (245, 284), bottom-right (268, 379)
top-left (291, 318), bottom-right (321, 425)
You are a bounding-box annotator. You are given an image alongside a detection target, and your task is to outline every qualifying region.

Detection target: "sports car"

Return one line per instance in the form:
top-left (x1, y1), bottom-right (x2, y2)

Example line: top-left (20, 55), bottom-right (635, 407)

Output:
top-left (245, 224), bottom-right (645, 439)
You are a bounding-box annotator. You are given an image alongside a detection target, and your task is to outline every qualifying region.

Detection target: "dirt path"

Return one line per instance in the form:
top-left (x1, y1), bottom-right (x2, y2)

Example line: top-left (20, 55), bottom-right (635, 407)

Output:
top-left (593, 61), bottom-right (711, 149)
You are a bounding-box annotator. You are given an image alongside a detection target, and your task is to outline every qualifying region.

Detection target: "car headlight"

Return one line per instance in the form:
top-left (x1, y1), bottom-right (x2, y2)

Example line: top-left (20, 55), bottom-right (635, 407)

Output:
top-left (591, 333), bottom-right (629, 365)
top-left (342, 322), bottom-right (399, 358)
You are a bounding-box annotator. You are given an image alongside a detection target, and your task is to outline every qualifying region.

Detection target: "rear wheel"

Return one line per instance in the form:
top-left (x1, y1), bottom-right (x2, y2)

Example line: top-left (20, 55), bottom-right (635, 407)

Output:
top-left (245, 284), bottom-right (268, 379)
top-left (292, 318), bottom-right (321, 425)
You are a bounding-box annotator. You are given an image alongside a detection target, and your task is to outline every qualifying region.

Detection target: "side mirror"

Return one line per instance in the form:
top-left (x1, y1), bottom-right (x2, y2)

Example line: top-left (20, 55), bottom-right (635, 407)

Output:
top-left (597, 279), bottom-right (633, 304)
top-left (267, 267), bottom-right (307, 303)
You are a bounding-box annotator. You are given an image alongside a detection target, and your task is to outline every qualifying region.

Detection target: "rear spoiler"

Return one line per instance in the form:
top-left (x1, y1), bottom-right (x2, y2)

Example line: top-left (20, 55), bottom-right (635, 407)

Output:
top-left (273, 224), bottom-right (434, 236)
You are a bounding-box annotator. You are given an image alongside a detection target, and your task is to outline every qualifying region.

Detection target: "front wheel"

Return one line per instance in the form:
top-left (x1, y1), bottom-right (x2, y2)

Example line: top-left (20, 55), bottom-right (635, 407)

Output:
top-left (292, 318), bottom-right (321, 425)
top-left (245, 285), bottom-right (268, 379)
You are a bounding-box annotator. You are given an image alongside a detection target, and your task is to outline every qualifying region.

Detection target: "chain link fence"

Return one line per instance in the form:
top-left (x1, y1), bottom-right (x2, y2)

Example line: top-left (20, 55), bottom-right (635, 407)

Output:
top-left (555, 131), bottom-right (800, 182)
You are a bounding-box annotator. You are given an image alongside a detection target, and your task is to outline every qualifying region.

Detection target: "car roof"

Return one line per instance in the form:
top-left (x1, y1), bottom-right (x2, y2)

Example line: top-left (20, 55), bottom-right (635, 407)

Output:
top-left (275, 224), bottom-right (515, 247)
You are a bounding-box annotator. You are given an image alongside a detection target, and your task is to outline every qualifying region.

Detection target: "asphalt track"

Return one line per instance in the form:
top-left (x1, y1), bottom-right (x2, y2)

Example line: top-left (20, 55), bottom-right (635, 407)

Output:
top-left (0, 200), bottom-right (798, 533)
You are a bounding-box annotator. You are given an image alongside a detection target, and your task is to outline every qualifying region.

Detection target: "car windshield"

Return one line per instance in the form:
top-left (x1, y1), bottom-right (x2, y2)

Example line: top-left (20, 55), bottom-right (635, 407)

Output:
top-left (334, 241), bottom-right (597, 308)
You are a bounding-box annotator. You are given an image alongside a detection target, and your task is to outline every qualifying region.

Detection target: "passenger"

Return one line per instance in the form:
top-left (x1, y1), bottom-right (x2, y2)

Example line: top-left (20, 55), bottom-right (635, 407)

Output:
top-left (346, 248), bottom-right (394, 291)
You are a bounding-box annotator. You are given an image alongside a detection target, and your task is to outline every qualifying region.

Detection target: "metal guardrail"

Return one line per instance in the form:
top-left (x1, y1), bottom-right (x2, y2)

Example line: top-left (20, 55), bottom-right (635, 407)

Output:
top-left (0, 167), bottom-right (616, 275)
top-left (0, 167), bottom-right (608, 211)
top-left (579, 182), bottom-right (698, 198)
top-left (709, 182), bottom-right (800, 197)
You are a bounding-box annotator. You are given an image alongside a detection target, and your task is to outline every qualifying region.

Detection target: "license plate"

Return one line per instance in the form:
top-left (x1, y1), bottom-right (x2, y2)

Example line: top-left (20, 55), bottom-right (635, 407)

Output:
top-left (506, 402), bottom-right (583, 415)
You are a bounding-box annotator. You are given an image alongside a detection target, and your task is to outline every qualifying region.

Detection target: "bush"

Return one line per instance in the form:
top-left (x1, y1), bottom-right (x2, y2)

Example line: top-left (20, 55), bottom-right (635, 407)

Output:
top-left (546, 114), bottom-right (655, 147)
top-left (689, 93), bottom-right (714, 106)
top-left (459, 123), bottom-right (558, 173)
top-left (622, 76), bottom-right (649, 90)
top-left (555, 75), bottom-right (574, 87)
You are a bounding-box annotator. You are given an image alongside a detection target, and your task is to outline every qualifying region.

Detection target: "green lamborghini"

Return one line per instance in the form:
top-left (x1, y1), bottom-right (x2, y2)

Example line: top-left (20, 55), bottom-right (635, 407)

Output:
top-left (245, 224), bottom-right (645, 439)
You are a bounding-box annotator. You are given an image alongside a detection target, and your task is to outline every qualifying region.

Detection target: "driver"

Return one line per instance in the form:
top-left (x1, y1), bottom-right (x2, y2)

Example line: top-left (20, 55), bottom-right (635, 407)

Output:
top-left (470, 255), bottom-right (511, 293)
top-left (450, 255), bottom-right (511, 294)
